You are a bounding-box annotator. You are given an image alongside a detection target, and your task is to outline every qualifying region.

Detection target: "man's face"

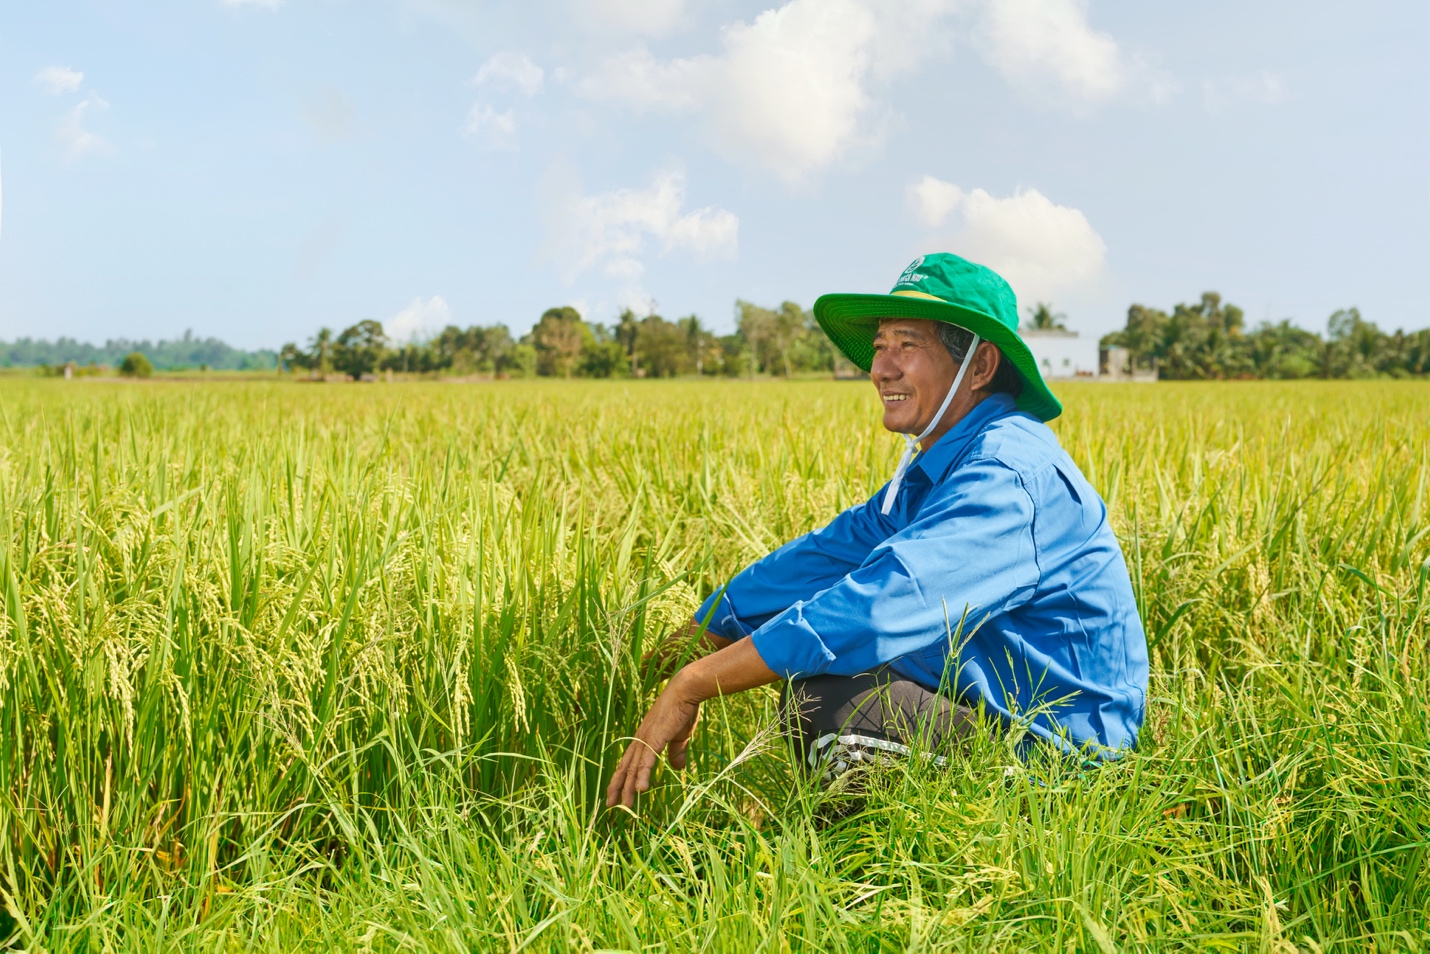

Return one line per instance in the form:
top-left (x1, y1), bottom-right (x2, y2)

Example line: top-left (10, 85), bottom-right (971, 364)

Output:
top-left (870, 319), bottom-right (958, 435)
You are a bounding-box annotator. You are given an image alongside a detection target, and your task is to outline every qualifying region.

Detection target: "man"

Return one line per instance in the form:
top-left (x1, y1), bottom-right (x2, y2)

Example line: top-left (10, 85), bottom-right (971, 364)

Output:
top-left (607, 253), bottom-right (1148, 810)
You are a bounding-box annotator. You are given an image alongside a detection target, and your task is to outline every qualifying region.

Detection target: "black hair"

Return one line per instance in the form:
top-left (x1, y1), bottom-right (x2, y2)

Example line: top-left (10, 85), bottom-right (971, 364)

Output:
top-left (937, 323), bottom-right (1023, 397)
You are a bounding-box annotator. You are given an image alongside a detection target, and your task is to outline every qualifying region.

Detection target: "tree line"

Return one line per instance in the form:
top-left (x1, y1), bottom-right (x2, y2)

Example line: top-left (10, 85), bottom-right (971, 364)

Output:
top-left (1101, 293), bottom-right (1430, 379)
top-left (278, 302), bottom-right (847, 380)
top-left (0, 330), bottom-right (277, 371)
top-left (8, 293), bottom-right (1426, 381)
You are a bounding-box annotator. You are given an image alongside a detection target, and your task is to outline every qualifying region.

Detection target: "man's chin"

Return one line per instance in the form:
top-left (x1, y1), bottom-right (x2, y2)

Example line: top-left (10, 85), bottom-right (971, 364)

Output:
top-left (881, 411), bottom-right (918, 433)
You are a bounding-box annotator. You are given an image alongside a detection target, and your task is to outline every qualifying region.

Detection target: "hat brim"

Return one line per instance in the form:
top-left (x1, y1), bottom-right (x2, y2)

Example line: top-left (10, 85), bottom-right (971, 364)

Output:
top-left (814, 292), bottom-right (1063, 422)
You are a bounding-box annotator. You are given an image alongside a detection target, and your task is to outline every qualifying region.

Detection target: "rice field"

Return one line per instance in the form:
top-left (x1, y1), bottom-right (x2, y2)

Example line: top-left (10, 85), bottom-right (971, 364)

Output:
top-left (0, 376), bottom-right (1425, 951)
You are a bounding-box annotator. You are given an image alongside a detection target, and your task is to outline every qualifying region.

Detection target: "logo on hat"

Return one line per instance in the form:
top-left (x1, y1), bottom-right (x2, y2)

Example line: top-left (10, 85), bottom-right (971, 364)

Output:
top-left (896, 256), bottom-right (927, 286)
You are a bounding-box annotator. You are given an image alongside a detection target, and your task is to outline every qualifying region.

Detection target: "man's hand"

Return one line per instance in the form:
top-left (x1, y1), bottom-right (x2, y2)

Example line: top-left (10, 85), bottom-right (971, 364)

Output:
top-left (606, 637), bottom-right (780, 812)
top-left (606, 676), bottom-right (702, 810)
top-left (643, 617), bottom-right (732, 678)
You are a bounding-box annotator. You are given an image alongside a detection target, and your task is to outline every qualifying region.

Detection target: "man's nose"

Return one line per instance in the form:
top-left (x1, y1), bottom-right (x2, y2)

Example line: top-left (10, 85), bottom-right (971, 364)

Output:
top-left (870, 351), bottom-right (898, 383)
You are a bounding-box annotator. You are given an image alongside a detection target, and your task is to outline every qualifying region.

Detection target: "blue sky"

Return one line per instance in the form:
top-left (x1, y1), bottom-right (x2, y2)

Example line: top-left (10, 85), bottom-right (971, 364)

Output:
top-left (2, 0), bottom-right (1426, 349)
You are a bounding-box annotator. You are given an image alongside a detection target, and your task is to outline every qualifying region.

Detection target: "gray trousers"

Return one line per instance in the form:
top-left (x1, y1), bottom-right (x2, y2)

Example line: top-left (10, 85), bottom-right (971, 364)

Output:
top-left (779, 665), bottom-right (978, 779)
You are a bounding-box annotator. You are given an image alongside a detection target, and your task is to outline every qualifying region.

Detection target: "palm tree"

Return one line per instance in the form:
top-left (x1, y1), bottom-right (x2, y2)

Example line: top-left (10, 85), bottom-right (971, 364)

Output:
top-left (615, 310), bottom-right (640, 376)
top-left (678, 315), bottom-right (708, 375)
top-left (310, 328), bottom-right (334, 376)
top-left (1025, 303), bottom-right (1067, 331)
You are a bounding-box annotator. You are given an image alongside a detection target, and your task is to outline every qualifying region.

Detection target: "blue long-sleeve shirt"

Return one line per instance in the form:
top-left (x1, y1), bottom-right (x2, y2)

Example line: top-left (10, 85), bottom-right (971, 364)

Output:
top-left (696, 393), bottom-right (1148, 756)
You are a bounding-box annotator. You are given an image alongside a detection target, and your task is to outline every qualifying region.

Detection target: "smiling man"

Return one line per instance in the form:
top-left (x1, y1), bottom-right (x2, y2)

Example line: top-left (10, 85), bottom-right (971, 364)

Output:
top-left (607, 253), bottom-right (1148, 809)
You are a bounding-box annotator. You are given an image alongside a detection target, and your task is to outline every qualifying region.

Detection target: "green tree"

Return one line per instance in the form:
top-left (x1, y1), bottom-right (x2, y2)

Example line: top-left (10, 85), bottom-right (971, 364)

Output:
top-left (279, 327), bottom-right (337, 378)
top-left (278, 342), bottom-right (307, 374)
top-left (737, 300), bottom-right (807, 376)
top-left (1104, 293), bottom-right (1253, 379)
top-left (677, 315), bottom-right (720, 375)
top-left (479, 325), bottom-right (516, 374)
top-left (580, 323), bottom-right (627, 378)
top-left (333, 320), bottom-right (389, 380)
top-left (787, 308), bottom-right (836, 373)
top-left (311, 328), bottom-right (335, 374)
top-left (1324, 308), bottom-right (1384, 378)
top-left (393, 324), bottom-right (516, 375)
top-left (505, 343), bottom-right (537, 378)
top-left (1383, 327), bottom-right (1430, 377)
top-left (1247, 320), bottom-right (1321, 379)
top-left (771, 302), bottom-right (807, 376)
top-left (381, 342), bottom-right (430, 375)
top-left (635, 314), bottom-right (690, 377)
top-left (718, 334), bottom-right (750, 377)
top-left (425, 325), bottom-right (464, 370)
top-left (531, 307), bottom-right (593, 377)
top-left (1100, 295), bottom-right (1430, 381)
top-left (615, 309), bottom-right (641, 377)
top-left (118, 352), bottom-right (153, 378)
top-left (1106, 304), bottom-right (1167, 370)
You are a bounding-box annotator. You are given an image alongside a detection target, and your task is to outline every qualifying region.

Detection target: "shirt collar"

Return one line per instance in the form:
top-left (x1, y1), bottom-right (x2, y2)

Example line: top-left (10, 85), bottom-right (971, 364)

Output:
top-left (910, 392), bottom-right (1017, 484)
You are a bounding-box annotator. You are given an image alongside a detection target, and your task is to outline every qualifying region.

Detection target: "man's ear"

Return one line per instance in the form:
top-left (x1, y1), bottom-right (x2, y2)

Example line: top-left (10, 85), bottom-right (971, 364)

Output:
top-left (971, 341), bottom-right (1000, 391)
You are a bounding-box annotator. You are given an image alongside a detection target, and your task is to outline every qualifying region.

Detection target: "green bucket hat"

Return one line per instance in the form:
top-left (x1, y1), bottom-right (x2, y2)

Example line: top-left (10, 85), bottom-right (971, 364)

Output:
top-left (814, 253), bottom-right (1062, 422)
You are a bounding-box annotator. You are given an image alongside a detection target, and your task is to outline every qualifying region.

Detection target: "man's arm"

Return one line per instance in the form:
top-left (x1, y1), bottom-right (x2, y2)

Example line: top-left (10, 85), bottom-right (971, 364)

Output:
top-left (606, 637), bottom-right (778, 810)
top-left (644, 617), bottom-right (733, 678)
top-left (748, 458), bottom-right (1039, 681)
top-left (607, 492), bottom-right (894, 811)
top-left (697, 493), bottom-right (896, 642)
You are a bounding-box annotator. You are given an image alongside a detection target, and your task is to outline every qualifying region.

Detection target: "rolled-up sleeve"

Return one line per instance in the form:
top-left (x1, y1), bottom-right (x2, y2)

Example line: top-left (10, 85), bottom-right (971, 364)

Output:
top-left (695, 491), bottom-right (895, 642)
top-left (749, 458), bottom-right (1039, 679)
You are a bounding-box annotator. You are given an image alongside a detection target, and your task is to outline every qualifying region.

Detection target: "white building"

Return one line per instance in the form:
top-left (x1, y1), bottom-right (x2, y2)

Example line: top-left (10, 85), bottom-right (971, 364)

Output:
top-left (1021, 328), bottom-right (1100, 379)
top-left (1101, 346), bottom-right (1158, 382)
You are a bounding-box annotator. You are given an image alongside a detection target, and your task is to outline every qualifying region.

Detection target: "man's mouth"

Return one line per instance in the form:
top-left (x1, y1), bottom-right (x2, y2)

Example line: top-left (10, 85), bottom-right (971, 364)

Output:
top-left (881, 393), bottom-right (911, 403)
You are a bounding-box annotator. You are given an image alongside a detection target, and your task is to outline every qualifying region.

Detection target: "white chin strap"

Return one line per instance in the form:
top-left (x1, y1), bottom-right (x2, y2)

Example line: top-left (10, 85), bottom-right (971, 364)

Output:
top-left (880, 334), bottom-right (980, 516)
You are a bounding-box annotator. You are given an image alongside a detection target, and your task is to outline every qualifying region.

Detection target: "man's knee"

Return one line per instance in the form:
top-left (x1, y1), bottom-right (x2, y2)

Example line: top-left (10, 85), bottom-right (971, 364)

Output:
top-left (780, 673), bottom-right (846, 732)
top-left (780, 670), bottom-right (976, 779)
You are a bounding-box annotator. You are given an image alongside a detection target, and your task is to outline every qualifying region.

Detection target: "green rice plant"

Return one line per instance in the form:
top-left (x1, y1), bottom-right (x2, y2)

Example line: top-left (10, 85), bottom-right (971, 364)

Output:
top-left (0, 377), bottom-right (1424, 951)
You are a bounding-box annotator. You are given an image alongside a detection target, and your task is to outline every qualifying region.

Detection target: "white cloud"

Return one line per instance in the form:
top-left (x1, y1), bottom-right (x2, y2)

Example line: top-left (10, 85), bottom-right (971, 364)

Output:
top-left (908, 176), bottom-right (1106, 305)
top-left (578, 0), bottom-right (959, 183)
top-left (577, 48), bottom-right (697, 110)
top-left (908, 175), bottom-right (966, 229)
top-left (1203, 70), bottom-right (1286, 114)
top-left (387, 296), bottom-right (453, 343)
top-left (578, 0), bottom-right (686, 37)
top-left (975, 0), bottom-right (1121, 103)
top-left (34, 66), bottom-right (84, 95)
top-left (577, 0), bottom-right (1168, 182)
top-left (464, 103), bottom-right (518, 150)
top-left (59, 96), bottom-right (109, 157)
top-left (222, 0), bottom-right (283, 9)
top-left (973, 0), bottom-right (1175, 108)
top-left (474, 51), bottom-right (545, 96)
top-left (542, 164), bottom-right (737, 306)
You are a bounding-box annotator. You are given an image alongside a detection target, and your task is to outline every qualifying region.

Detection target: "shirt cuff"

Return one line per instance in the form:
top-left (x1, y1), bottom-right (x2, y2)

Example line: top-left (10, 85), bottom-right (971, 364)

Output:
top-left (750, 605), bottom-right (837, 680)
top-left (694, 589), bottom-right (749, 643)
